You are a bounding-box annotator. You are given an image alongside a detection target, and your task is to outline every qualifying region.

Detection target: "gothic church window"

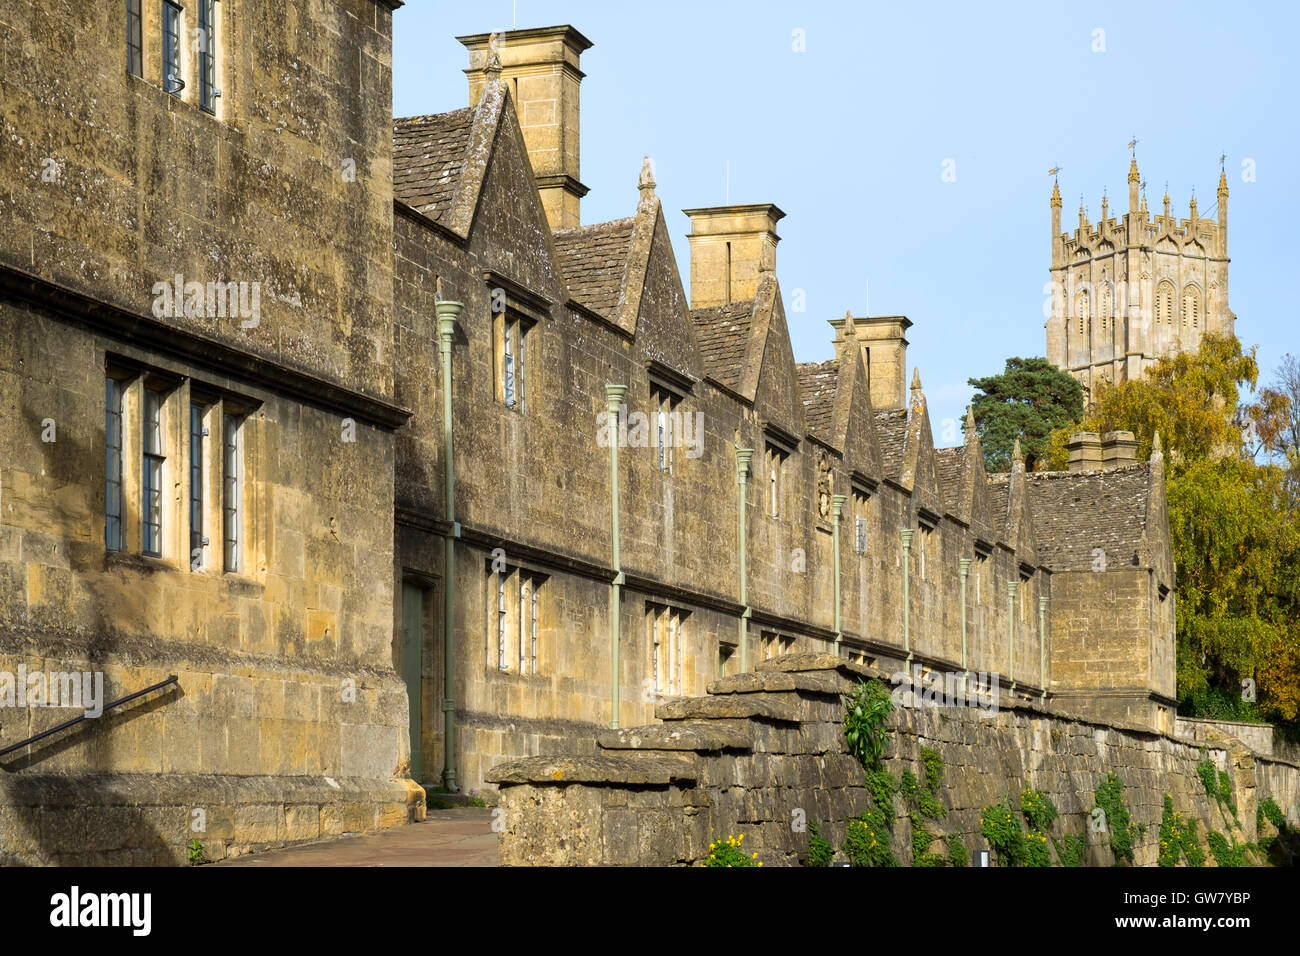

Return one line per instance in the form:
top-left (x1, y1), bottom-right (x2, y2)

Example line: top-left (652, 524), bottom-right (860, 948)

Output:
top-left (1182, 287), bottom-right (1200, 329)
top-left (1156, 281), bottom-right (1175, 327)
top-left (1075, 291), bottom-right (1089, 335)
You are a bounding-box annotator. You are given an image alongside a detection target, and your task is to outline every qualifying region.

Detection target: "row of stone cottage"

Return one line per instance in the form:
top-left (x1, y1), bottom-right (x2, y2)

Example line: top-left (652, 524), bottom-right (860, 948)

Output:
top-left (0, 3), bottom-right (1173, 866)
top-left (388, 25), bottom-right (1175, 792)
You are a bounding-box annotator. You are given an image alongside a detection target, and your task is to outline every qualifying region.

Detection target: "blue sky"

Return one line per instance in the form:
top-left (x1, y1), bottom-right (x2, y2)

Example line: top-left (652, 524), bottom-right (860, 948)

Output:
top-left (394, 1), bottom-right (1298, 444)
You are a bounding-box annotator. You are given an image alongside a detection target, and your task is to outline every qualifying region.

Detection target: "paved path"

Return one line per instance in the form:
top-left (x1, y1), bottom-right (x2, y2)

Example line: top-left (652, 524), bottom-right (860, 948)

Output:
top-left (215, 808), bottom-right (499, 867)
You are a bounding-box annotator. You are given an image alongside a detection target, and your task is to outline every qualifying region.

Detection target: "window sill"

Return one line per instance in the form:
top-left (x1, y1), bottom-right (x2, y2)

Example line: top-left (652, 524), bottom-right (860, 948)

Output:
top-left (104, 550), bottom-right (179, 574)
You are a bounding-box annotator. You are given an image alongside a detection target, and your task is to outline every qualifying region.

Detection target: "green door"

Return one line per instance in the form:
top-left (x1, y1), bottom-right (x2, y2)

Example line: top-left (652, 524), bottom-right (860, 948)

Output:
top-left (401, 582), bottom-right (424, 784)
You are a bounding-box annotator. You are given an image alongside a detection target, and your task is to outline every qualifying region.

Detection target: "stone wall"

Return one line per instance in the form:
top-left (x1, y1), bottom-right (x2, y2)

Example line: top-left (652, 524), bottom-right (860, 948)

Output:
top-left (0, 0), bottom-right (421, 864)
top-left (489, 654), bottom-right (1300, 865)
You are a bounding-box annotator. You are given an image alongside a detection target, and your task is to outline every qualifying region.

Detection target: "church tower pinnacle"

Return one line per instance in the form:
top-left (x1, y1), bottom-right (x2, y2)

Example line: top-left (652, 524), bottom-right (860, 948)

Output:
top-left (1045, 151), bottom-right (1235, 403)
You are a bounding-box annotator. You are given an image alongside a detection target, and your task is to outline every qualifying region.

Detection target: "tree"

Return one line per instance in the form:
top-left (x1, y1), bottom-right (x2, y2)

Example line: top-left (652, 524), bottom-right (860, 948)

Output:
top-left (967, 357), bottom-right (1083, 472)
top-left (1043, 334), bottom-right (1300, 729)
top-left (1042, 333), bottom-right (1259, 469)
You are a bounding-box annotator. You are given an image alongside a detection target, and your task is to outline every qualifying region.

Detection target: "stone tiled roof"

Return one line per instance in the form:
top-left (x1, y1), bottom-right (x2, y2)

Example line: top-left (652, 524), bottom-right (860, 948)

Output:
top-left (934, 445), bottom-right (965, 513)
top-left (393, 108), bottom-right (475, 222)
top-left (552, 218), bottom-right (636, 318)
top-left (986, 478), bottom-right (1010, 540)
top-left (1020, 465), bottom-right (1152, 572)
top-left (874, 409), bottom-right (909, 478)
top-left (689, 301), bottom-right (754, 392)
top-left (796, 360), bottom-right (839, 442)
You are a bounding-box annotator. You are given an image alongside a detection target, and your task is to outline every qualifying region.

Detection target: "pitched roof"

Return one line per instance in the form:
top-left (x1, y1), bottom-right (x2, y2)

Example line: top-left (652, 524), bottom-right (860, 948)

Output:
top-left (552, 219), bottom-right (635, 318)
top-left (689, 300), bottom-right (754, 392)
top-left (1017, 464), bottom-right (1152, 572)
top-left (986, 478), bottom-right (1010, 540)
top-left (392, 108), bottom-right (475, 222)
top-left (796, 360), bottom-right (839, 442)
top-left (934, 445), bottom-right (965, 513)
top-left (874, 409), bottom-right (909, 479)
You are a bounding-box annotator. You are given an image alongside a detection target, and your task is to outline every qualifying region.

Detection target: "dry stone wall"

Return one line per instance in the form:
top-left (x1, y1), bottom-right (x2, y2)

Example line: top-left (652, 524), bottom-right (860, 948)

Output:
top-left (489, 654), bottom-right (1300, 866)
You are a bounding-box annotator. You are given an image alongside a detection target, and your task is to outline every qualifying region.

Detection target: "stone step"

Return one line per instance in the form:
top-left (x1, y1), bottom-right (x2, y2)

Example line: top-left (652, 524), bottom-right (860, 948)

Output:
top-left (707, 670), bottom-right (844, 697)
top-left (597, 722), bottom-right (752, 753)
top-left (655, 693), bottom-right (800, 723)
top-left (485, 753), bottom-right (697, 786)
top-left (754, 652), bottom-right (870, 676)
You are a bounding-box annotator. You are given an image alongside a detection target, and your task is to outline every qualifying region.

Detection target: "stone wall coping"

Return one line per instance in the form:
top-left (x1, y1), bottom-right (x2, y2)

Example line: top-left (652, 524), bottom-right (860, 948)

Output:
top-left (484, 753), bottom-right (698, 786)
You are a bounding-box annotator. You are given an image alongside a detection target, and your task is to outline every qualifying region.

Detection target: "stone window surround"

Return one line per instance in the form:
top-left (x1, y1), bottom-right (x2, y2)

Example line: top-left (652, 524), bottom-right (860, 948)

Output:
top-left (104, 356), bottom-right (254, 575)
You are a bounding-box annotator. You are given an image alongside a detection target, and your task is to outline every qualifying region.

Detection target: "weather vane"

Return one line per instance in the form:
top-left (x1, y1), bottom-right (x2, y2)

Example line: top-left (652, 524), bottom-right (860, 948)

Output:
top-left (1048, 165), bottom-right (1062, 179)
top-left (1128, 135), bottom-right (1139, 156)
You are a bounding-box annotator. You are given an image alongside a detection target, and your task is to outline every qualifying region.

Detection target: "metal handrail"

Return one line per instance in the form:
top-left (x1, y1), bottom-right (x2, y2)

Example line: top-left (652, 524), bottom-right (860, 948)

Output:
top-left (0, 674), bottom-right (178, 758)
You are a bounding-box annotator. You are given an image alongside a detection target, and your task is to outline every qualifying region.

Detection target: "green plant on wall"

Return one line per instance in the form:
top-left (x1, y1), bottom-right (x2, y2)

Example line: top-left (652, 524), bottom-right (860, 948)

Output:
top-left (805, 819), bottom-right (834, 868)
top-left (844, 678), bottom-right (892, 771)
top-left (1052, 834), bottom-right (1088, 867)
top-left (1157, 794), bottom-right (1206, 867)
top-left (1094, 773), bottom-right (1145, 865)
top-left (980, 799), bottom-right (1029, 867)
top-left (842, 678), bottom-right (901, 867)
top-left (703, 834), bottom-right (761, 867)
top-left (904, 746), bottom-right (956, 866)
top-left (982, 787), bottom-right (1086, 867)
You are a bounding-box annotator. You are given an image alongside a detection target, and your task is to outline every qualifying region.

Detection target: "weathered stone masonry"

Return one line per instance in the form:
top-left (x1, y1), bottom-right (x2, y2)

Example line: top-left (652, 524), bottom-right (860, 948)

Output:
top-left (489, 655), bottom-right (1300, 866)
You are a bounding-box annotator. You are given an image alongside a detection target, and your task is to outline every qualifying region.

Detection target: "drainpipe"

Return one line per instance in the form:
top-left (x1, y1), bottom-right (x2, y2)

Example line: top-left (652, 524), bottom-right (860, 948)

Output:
top-left (1007, 580), bottom-right (1019, 694)
top-left (831, 494), bottom-right (846, 655)
top-left (959, 558), bottom-right (971, 673)
top-left (436, 299), bottom-right (463, 791)
top-left (735, 449), bottom-right (753, 673)
top-left (605, 384), bottom-right (627, 729)
top-left (900, 529), bottom-right (914, 661)
top-left (1039, 595), bottom-right (1048, 702)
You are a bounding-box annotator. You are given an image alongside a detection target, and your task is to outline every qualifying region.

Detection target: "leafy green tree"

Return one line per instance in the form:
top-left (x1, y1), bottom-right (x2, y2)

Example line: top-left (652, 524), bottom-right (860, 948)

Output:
top-left (967, 357), bottom-right (1083, 472)
top-left (1042, 334), bottom-right (1300, 728)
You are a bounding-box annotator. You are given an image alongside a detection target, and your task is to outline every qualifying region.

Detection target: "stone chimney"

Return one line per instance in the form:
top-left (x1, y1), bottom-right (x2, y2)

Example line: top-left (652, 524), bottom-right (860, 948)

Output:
top-left (1067, 430), bottom-right (1138, 471)
top-left (682, 204), bottom-right (785, 309)
top-left (459, 25), bottom-right (593, 231)
top-left (1101, 430), bottom-right (1138, 468)
top-left (1067, 432), bottom-right (1102, 472)
top-left (829, 312), bottom-right (912, 410)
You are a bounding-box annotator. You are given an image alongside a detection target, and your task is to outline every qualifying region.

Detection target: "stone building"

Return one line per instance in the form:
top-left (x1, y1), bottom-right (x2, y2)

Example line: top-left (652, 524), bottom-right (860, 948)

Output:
top-left (390, 25), bottom-right (1178, 795)
top-left (0, 4), bottom-right (1177, 862)
top-left (0, 0), bottom-right (417, 863)
top-left (1045, 158), bottom-right (1234, 399)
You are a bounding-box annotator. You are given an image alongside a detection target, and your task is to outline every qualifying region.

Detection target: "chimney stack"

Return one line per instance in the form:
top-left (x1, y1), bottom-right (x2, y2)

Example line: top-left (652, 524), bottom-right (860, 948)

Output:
top-left (1067, 432), bottom-right (1103, 472)
top-left (1067, 430), bottom-right (1138, 471)
top-left (829, 313), bottom-right (912, 410)
top-left (1101, 430), bottom-right (1138, 468)
top-left (682, 204), bottom-right (785, 309)
top-left (459, 25), bottom-right (593, 231)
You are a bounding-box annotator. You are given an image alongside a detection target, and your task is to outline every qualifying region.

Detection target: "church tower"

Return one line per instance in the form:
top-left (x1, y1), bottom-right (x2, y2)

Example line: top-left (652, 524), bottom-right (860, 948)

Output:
top-left (1045, 153), bottom-right (1235, 401)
